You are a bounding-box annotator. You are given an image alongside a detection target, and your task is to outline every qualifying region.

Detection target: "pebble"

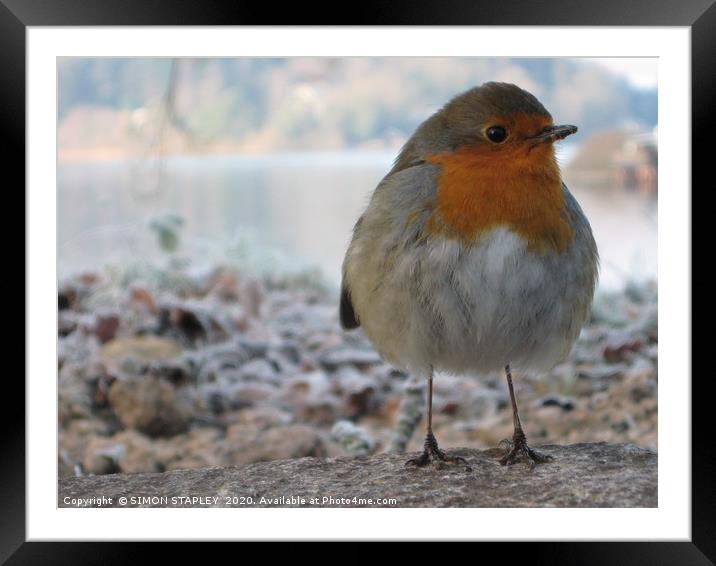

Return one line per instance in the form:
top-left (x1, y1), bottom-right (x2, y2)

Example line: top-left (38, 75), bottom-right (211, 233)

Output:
top-left (331, 420), bottom-right (374, 455)
top-left (536, 394), bottom-right (577, 412)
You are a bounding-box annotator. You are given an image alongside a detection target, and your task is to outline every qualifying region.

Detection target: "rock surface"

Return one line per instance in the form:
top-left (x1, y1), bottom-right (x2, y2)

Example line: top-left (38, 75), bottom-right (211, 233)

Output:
top-left (59, 442), bottom-right (656, 508)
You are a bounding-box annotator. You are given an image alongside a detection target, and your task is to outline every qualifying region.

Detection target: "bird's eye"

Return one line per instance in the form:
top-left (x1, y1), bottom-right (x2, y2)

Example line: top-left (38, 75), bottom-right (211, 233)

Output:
top-left (486, 126), bottom-right (508, 143)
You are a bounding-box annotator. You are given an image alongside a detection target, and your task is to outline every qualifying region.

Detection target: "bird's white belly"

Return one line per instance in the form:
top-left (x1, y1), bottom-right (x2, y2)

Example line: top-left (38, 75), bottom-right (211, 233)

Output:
top-left (359, 227), bottom-right (586, 376)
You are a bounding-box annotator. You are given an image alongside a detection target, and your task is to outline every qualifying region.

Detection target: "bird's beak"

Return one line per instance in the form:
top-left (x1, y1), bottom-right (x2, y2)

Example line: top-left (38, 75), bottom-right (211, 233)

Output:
top-left (531, 124), bottom-right (578, 144)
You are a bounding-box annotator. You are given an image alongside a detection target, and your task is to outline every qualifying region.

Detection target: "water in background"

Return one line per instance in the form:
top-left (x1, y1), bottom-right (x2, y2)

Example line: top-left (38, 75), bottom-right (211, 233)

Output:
top-left (58, 149), bottom-right (656, 290)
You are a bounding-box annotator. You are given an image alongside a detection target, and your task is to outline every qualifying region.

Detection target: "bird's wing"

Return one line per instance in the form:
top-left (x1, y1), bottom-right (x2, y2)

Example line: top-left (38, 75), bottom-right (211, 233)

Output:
top-left (340, 215), bottom-right (363, 330)
top-left (339, 282), bottom-right (360, 330)
top-left (339, 160), bottom-right (429, 331)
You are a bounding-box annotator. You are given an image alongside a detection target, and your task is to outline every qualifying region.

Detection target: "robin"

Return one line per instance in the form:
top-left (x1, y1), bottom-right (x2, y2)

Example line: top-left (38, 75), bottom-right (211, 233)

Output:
top-left (340, 82), bottom-right (598, 469)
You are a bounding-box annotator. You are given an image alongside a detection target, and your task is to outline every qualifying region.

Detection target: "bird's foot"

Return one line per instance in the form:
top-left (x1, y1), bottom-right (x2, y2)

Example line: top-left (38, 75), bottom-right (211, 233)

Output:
top-left (498, 429), bottom-right (553, 469)
top-left (405, 430), bottom-right (471, 471)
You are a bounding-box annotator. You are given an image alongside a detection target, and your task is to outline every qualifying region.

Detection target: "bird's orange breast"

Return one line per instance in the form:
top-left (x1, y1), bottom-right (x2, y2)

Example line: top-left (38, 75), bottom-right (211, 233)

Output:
top-left (425, 144), bottom-right (574, 252)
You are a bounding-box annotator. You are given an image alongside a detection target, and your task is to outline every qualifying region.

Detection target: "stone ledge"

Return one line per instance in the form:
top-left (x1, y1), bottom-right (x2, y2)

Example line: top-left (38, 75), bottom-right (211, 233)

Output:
top-left (59, 442), bottom-right (657, 508)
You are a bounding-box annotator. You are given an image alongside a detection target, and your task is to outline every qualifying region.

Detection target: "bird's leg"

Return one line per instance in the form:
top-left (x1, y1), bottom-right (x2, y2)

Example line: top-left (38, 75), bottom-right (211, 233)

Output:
top-left (499, 364), bottom-right (553, 468)
top-left (405, 369), bottom-right (471, 470)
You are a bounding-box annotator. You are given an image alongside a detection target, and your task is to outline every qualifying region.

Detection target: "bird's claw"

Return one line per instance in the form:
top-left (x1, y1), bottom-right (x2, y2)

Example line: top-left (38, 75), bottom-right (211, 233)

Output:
top-left (405, 449), bottom-right (471, 469)
top-left (498, 431), bottom-right (553, 469)
top-left (404, 430), bottom-right (472, 471)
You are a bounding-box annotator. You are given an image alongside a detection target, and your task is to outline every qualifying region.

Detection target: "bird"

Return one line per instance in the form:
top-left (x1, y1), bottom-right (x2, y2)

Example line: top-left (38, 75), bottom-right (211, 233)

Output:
top-left (340, 82), bottom-right (598, 469)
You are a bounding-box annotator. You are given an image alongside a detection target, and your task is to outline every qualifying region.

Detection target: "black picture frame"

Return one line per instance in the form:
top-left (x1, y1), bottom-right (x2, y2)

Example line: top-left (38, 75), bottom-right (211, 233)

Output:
top-left (7, 0), bottom-right (709, 561)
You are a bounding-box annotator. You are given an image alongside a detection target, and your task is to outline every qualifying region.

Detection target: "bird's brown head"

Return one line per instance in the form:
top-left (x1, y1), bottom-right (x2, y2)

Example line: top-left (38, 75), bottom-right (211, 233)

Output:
top-left (397, 82), bottom-right (577, 168)
top-left (399, 82), bottom-right (579, 252)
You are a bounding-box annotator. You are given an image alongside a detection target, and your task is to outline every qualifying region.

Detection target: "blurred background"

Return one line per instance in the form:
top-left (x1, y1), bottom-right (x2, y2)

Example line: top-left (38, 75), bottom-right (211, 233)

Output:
top-left (58, 57), bottom-right (657, 478)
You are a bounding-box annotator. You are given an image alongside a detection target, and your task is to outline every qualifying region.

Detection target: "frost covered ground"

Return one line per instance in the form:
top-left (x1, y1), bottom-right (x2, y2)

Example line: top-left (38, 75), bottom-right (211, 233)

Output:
top-left (58, 259), bottom-right (657, 478)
